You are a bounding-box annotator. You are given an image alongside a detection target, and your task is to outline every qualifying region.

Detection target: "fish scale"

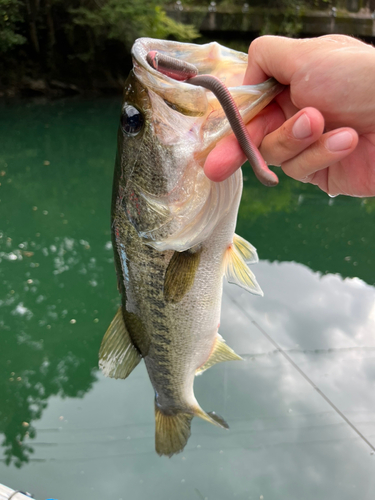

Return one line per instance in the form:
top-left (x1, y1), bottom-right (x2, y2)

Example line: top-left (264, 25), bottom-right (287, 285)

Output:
top-left (99, 37), bottom-right (284, 456)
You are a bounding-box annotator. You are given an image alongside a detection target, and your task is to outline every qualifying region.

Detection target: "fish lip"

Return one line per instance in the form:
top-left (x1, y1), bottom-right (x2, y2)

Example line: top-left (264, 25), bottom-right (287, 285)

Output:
top-left (132, 38), bottom-right (201, 85)
top-left (131, 37), bottom-right (284, 118)
top-left (132, 37), bottom-right (247, 84)
top-left (132, 37), bottom-right (218, 77)
top-left (132, 38), bottom-right (208, 116)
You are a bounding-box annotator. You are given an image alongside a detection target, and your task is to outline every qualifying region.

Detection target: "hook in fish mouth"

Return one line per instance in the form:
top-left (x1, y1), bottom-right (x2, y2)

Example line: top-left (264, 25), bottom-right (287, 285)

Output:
top-left (147, 50), bottom-right (279, 188)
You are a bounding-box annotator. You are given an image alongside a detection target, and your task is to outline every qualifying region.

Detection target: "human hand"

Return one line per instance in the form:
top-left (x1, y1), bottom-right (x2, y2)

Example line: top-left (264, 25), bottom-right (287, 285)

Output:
top-left (204, 35), bottom-right (375, 197)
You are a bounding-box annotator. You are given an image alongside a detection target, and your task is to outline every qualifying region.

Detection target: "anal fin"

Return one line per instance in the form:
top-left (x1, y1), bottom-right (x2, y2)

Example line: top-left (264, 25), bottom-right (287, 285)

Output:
top-left (196, 334), bottom-right (242, 375)
top-left (99, 307), bottom-right (141, 379)
top-left (194, 406), bottom-right (229, 429)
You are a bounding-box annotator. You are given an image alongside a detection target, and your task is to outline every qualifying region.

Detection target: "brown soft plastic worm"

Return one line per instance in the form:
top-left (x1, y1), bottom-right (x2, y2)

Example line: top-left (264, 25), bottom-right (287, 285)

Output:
top-left (147, 50), bottom-right (278, 187)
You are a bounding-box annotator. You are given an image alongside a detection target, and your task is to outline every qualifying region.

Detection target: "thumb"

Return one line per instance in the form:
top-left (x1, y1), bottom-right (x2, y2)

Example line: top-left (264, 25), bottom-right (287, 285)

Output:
top-left (245, 36), bottom-right (302, 86)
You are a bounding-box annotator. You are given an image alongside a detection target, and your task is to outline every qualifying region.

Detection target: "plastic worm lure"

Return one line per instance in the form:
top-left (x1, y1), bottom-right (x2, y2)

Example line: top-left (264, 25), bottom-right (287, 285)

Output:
top-left (147, 51), bottom-right (278, 187)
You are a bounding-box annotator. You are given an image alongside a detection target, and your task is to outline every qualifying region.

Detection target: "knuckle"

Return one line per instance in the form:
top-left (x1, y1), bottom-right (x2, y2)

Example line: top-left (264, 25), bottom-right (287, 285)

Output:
top-left (248, 38), bottom-right (260, 58)
top-left (260, 130), bottom-right (288, 165)
top-left (275, 123), bottom-right (295, 154)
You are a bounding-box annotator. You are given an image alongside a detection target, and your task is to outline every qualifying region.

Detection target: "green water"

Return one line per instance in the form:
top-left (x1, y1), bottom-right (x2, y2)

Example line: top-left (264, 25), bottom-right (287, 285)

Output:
top-left (1, 98), bottom-right (375, 499)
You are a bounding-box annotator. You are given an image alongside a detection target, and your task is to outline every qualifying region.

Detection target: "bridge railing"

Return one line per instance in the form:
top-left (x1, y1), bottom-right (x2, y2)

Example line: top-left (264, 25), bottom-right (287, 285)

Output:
top-left (166, 1), bottom-right (375, 38)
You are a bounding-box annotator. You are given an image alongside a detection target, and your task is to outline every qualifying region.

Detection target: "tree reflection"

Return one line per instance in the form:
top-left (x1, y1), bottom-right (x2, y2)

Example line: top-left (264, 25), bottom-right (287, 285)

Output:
top-left (0, 99), bottom-right (119, 467)
top-left (1, 99), bottom-right (375, 468)
top-left (239, 167), bottom-right (375, 287)
top-left (0, 275), bottom-right (105, 467)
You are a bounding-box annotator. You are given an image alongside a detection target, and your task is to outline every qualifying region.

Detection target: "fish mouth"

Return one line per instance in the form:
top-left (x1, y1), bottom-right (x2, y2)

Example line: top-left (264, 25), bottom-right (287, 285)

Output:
top-left (131, 37), bottom-right (284, 123)
top-left (132, 37), bottom-right (248, 84)
top-left (126, 39), bottom-right (284, 251)
top-left (132, 38), bottom-right (250, 117)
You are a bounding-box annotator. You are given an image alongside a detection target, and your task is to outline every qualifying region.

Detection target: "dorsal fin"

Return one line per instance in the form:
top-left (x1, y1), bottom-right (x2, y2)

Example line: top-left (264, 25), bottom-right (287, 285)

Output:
top-left (196, 334), bottom-right (242, 375)
top-left (99, 307), bottom-right (141, 379)
top-left (233, 233), bottom-right (258, 264)
top-left (224, 241), bottom-right (263, 296)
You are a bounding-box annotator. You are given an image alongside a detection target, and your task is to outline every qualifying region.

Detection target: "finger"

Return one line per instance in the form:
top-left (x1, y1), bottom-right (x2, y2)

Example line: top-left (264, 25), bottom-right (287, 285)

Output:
top-left (259, 107), bottom-right (325, 166)
top-left (310, 133), bottom-right (375, 196)
top-left (275, 87), bottom-right (300, 120)
top-left (281, 128), bottom-right (359, 181)
top-left (204, 103), bottom-right (285, 182)
top-left (244, 36), bottom-right (303, 85)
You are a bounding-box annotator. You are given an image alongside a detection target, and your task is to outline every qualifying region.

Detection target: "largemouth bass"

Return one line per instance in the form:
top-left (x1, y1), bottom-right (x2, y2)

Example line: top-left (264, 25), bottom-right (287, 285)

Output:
top-left (99, 38), bottom-right (283, 457)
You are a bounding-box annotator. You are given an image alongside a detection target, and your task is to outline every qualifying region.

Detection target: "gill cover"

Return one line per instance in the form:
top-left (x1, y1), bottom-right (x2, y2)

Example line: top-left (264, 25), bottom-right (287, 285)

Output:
top-left (120, 38), bottom-right (283, 251)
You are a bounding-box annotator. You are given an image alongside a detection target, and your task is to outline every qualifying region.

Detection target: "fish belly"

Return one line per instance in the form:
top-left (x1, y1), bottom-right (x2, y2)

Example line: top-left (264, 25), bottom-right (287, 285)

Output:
top-left (108, 169), bottom-right (243, 456)
top-left (143, 196), bottom-right (239, 411)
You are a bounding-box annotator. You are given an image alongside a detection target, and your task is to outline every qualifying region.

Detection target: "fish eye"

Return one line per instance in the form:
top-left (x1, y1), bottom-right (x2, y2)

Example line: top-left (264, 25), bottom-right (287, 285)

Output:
top-left (121, 104), bottom-right (144, 136)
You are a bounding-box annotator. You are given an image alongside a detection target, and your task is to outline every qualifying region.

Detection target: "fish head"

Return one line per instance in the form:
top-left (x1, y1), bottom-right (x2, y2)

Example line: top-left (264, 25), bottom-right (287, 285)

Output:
top-left (116, 38), bottom-right (283, 251)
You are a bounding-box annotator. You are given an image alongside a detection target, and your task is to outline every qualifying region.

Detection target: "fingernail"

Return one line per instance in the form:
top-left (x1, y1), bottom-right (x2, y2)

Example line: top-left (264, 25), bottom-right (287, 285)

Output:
top-left (292, 113), bottom-right (312, 139)
top-left (326, 131), bottom-right (353, 152)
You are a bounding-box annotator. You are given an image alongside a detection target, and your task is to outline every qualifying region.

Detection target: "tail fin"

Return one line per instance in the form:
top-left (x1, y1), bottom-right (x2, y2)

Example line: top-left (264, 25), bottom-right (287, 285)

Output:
top-left (155, 404), bottom-right (193, 457)
top-left (155, 403), bottom-right (228, 457)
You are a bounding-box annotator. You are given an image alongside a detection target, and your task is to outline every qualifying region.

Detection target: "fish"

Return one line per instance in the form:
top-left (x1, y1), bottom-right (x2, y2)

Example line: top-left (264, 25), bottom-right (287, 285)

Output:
top-left (99, 37), bottom-right (283, 457)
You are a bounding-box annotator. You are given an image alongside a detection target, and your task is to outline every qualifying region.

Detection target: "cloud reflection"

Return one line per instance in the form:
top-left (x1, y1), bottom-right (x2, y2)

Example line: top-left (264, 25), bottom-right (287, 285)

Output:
top-left (1, 259), bottom-right (374, 499)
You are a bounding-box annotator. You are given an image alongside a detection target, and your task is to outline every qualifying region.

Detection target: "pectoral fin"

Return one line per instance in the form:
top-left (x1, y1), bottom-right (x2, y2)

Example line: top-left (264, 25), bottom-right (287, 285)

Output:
top-left (196, 334), bottom-right (242, 375)
top-left (224, 242), bottom-right (263, 296)
top-left (164, 247), bottom-right (202, 303)
top-left (99, 307), bottom-right (141, 379)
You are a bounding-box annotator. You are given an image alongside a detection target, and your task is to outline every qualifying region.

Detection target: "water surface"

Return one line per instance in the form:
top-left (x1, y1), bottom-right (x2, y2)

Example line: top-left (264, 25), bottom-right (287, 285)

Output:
top-left (0, 98), bottom-right (374, 499)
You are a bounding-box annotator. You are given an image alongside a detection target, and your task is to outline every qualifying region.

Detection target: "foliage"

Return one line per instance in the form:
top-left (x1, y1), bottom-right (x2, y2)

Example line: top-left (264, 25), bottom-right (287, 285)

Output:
top-left (260, 0), bottom-right (304, 37)
top-left (72, 1), bottom-right (198, 43)
top-left (0, 0), bottom-right (199, 90)
top-left (0, 0), bottom-right (25, 53)
top-left (69, 0), bottom-right (199, 62)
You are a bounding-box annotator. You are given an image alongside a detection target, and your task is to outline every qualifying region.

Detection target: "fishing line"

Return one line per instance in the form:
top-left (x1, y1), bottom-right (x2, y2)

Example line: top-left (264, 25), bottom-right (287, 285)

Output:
top-left (227, 293), bottom-right (375, 453)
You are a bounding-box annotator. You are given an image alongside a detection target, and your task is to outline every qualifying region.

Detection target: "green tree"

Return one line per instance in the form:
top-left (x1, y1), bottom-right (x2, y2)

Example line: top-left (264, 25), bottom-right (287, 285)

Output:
top-left (69, 0), bottom-right (199, 62)
top-left (0, 0), bottom-right (26, 52)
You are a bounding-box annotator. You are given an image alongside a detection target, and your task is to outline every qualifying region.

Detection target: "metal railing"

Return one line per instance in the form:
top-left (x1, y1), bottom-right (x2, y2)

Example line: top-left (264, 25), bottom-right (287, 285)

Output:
top-left (0, 484), bottom-right (34, 500)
